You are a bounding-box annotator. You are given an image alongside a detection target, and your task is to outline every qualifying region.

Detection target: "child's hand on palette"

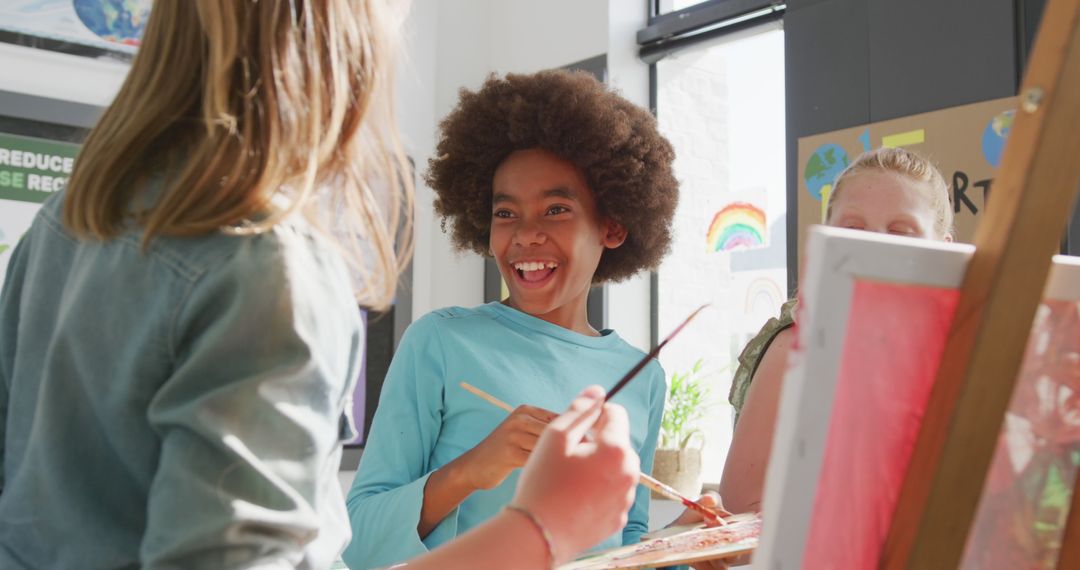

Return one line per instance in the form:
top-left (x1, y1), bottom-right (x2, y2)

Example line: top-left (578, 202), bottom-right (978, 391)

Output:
top-left (460, 404), bottom-right (559, 490)
top-left (513, 386), bottom-right (641, 563)
top-left (670, 492), bottom-right (732, 570)
top-left (669, 491), bottom-right (728, 527)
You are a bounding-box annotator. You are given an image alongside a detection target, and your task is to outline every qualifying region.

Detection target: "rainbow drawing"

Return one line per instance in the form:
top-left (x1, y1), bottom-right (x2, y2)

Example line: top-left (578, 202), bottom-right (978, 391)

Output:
top-left (706, 202), bottom-right (767, 252)
top-left (744, 276), bottom-right (785, 315)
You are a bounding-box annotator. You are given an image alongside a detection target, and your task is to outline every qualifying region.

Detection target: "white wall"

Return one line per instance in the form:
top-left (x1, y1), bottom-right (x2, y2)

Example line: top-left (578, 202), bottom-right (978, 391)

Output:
top-left (0, 42), bottom-right (128, 106)
top-left (487, 0), bottom-right (608, 74)
top-left (396, 0), bottom-right (446, 324)
top-left (603, 0), bottom-right (652, 351)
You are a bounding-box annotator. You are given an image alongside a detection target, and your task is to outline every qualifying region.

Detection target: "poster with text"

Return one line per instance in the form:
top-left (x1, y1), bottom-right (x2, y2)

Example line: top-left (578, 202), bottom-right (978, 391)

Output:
top-left (796, 96), bottom-right (1017, 263)
top-left (0, 132), bottom-right (80, 284)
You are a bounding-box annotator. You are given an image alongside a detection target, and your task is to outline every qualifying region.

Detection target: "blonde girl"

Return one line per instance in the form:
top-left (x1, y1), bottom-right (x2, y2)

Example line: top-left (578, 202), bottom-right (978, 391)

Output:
top-left (0, 2), bottom-right (638, 569)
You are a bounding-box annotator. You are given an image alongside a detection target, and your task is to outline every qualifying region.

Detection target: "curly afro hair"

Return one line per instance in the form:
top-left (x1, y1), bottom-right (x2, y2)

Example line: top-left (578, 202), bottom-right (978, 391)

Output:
top-left (425, 69), bottom-right (679, 283)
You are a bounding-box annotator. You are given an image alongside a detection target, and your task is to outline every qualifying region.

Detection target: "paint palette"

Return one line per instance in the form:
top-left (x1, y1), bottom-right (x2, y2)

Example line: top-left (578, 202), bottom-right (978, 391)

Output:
top-left (558, 514), bottom-right (761, 570)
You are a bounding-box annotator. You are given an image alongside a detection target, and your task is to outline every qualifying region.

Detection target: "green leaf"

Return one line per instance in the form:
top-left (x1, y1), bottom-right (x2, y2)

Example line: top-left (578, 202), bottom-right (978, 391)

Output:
top-left (659, 357), bottom-right (712, 448)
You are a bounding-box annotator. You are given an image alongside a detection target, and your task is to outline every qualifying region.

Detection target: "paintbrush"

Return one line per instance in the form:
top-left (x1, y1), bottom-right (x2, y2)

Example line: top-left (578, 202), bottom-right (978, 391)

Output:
top-left (638, 472), bottom-right (731, 525)
top-left (553, 303), bottom-right (710, 443)
top-left (604, 303), bottom-right (710, 402)
top-left (459, 380), bottom-right (730, 525)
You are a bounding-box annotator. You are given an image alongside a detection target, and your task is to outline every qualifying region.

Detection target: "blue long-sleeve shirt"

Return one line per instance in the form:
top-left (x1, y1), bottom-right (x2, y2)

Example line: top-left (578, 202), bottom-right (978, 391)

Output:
top-left (343, 302), bottom-right (665, 570)
top-left (0, 192), bottom-right (361, 568)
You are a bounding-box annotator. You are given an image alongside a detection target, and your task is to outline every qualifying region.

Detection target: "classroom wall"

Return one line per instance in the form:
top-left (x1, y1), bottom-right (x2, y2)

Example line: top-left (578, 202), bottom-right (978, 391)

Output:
top-left (0, 42), bottom-right (128, 107)
top-left (604, 0), bottom-right (653, 352)
top-left (488, 0), bottom-right (610, 76)
top-left (782, 0), bottom-right (1020, 290)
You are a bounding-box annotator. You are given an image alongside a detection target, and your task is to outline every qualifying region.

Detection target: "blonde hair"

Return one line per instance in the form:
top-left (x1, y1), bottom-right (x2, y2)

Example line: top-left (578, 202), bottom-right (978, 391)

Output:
top-left (826, 147), bottom-right (954, 239)
top-left (63, 0), bottom-right (413, 310)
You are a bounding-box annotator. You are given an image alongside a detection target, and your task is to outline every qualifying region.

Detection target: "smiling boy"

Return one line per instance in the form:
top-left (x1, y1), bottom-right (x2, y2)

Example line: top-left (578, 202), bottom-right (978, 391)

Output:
top-left (343, 70), bottom-right (679, 570)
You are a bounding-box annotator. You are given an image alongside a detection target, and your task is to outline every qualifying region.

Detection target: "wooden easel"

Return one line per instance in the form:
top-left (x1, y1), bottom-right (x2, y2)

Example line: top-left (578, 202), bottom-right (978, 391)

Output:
top-left (880, 0), bottom-right (1080, 567)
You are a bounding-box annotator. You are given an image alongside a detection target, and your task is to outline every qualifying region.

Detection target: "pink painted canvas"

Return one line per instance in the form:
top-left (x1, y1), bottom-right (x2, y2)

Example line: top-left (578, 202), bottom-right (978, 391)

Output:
top-left (802, 279), bottom-right (959, 568)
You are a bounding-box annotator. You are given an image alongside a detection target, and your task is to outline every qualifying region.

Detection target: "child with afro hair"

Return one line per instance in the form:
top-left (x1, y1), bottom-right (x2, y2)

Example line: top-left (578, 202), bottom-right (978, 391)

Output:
top-left (344, 69), bottom-right (679, 569)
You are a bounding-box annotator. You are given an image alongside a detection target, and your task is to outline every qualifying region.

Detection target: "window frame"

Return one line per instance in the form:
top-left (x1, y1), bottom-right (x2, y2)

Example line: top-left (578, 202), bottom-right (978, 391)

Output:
top-left (641, 0), bottom-right (786, 347)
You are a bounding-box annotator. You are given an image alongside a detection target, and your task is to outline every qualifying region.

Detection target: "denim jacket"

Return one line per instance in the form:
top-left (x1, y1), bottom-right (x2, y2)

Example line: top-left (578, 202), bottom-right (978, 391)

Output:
top-left (0, 191), bottom-right (362, 569)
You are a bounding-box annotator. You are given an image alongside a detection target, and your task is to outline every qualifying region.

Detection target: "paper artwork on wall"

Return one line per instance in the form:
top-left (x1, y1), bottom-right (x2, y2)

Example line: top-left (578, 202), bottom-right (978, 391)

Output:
top-left (706, 202), bottom-right (767, 253)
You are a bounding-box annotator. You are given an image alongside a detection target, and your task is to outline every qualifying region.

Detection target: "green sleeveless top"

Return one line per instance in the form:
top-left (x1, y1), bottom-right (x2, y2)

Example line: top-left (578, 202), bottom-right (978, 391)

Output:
top-left (729, 298), bottom-right (798, 425)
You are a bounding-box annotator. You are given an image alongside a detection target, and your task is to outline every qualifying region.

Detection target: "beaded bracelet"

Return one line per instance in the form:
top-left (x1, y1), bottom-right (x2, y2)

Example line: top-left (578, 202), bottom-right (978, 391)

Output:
top-left (506, 504), bottom-right (557, 569)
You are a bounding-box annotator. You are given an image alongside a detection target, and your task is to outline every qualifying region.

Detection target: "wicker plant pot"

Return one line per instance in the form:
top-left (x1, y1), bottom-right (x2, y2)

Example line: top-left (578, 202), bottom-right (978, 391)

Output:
top-left (651, 447), bottom-right (703, 500)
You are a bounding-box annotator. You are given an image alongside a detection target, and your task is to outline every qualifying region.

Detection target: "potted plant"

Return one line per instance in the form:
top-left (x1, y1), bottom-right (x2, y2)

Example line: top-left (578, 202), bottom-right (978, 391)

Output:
top-left (652, 358), bottom-right (709, 499)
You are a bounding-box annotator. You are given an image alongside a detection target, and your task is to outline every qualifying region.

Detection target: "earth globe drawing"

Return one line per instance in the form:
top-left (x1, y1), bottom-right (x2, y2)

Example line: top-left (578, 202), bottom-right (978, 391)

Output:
top-left (982, 110), bottom-right (1014, 168)
top-left (803, 143), bottom-right (849, 201)
top-left (73, 0), bottom-right (152, 48)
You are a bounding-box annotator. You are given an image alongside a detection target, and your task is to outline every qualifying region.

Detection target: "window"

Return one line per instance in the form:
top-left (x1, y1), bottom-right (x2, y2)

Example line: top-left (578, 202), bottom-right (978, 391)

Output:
top-left (653, 23), bottom-right (786, 483)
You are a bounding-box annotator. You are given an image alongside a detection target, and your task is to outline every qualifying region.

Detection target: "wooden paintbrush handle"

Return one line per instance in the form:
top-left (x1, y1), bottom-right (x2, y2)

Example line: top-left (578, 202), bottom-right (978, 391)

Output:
top-left (639, 474), bottom-right (731, 523)
top-left (459, 381), bottom-right (730, 522)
